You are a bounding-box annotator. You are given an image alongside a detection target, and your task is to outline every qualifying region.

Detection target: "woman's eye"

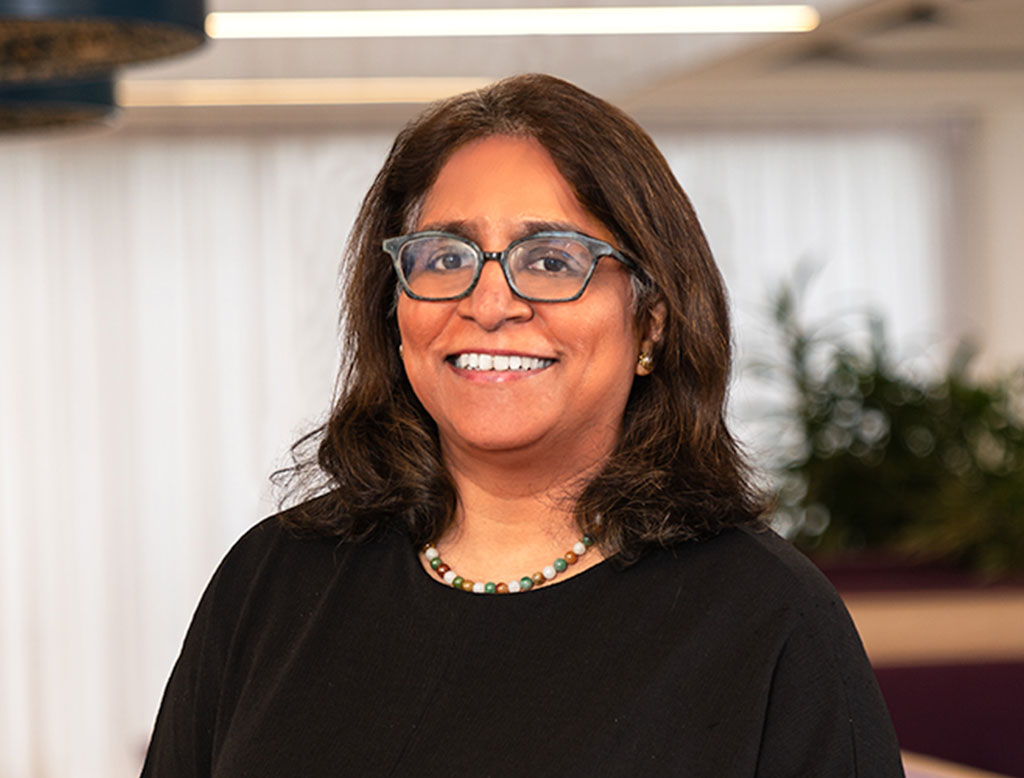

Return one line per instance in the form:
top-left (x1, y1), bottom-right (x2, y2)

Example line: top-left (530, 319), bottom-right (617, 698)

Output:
top-left (427, 252), bottom-right (469, 271)
top-left (525, 252), bottom-right (586, 275)
top-left (516, 239), bottom-right (590, 276)
top-left (534, 256), bottom-right (569, 273)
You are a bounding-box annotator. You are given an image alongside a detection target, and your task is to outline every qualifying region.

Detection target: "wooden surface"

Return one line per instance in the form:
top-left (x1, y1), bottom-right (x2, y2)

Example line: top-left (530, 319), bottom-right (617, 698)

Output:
top-left (903, 751), bottom-right (1016, 778)
top-left (843, 590), bottom-right (1024, 667)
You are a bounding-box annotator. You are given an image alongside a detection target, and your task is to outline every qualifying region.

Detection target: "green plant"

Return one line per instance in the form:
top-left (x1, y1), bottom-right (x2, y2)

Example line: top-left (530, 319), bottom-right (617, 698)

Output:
top-left (756, 279), bottom-right (1024, 575)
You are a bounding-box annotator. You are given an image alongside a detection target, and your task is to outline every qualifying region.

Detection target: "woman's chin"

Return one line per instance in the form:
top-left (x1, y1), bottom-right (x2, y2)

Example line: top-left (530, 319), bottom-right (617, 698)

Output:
top-left (443, 427), bottom-right (546, 457)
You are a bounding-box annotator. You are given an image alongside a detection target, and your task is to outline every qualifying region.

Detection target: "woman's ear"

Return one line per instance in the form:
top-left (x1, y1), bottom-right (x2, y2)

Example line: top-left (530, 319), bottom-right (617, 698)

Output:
top-left (636, 300), bottom-right (667, 376)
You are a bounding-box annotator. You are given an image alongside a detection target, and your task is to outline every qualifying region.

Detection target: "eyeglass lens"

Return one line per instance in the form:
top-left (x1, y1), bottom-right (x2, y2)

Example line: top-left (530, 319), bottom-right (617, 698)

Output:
top-left (398, 235), bottom-right (595, 300)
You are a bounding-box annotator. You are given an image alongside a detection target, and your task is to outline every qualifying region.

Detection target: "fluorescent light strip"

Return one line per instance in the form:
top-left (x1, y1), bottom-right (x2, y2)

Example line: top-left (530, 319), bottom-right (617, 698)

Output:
top-left (205, 6), bottom-right (820, 39)
top-left (118, 77), bottom-right (496, 107)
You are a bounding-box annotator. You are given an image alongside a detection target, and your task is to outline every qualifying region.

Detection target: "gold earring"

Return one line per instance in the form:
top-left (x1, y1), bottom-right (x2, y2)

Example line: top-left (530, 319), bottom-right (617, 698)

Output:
top-left (637, 352), bottom-right (654, 375)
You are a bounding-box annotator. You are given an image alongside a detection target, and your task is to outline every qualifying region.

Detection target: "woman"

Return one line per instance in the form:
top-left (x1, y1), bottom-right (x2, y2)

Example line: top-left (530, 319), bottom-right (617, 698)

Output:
top-left (142, 74), bottom-right (904, 777)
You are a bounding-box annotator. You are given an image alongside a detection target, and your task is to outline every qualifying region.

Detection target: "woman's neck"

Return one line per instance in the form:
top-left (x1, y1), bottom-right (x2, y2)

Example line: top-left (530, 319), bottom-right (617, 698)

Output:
top-left (426, 444), bottom-right (607, 585)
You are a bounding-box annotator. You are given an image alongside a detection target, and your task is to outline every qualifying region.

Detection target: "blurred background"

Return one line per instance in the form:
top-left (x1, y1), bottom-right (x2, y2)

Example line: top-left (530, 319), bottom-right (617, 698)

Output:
top-left (1, 0), bottom-right (1022, 775)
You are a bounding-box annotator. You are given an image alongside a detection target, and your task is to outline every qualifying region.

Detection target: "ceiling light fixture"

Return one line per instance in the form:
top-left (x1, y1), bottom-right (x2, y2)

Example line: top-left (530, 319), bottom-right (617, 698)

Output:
top-left (205, 5), bottom-right (820, 40)
top-left (0, 0), bottom-right (206, 83)
top-left (118, 77), bottom-right (497, 107)
top-left (0, 75), bottom-right (115, 129)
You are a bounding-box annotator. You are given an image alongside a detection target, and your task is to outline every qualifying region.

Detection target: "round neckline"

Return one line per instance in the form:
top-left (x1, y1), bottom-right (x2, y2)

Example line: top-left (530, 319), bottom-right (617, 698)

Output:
top-left (406, 539), bottom-right (616, 601)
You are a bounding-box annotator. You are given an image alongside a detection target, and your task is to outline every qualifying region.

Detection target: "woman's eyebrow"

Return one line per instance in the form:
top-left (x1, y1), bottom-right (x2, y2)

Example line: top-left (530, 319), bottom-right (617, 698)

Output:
top-left (416, 219), bottom-right (470, 235)
top-left (516, 220), bottom-right (584, 238)
top-left (414, 219), bottom-right (587, 241)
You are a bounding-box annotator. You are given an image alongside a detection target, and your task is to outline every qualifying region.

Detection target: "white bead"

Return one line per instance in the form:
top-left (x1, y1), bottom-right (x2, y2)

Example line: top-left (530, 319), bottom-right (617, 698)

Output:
top-left (443, 570), bottom-right (457, 584)
top-left (472, 582), bottom-right (485, 594)
top-left (424, 547), bottom-right (439, 560)
top-left (543, 565), bottom-right (557, 579)
top-left (508, 580), bottom-right (521, 593)
top-left (573, 541), bottom-right (586, 555)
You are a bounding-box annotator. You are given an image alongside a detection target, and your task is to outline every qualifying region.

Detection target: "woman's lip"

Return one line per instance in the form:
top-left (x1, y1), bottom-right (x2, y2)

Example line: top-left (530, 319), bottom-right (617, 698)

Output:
top-left (447, 349), bottom-right (554, 359)
top-left (446, 360), bottom-right (552, 382)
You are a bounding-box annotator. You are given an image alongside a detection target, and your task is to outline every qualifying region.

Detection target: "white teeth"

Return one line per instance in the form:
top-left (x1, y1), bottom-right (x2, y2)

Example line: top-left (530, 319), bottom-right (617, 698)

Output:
top-left (453, 353), bottom-right (553, 371)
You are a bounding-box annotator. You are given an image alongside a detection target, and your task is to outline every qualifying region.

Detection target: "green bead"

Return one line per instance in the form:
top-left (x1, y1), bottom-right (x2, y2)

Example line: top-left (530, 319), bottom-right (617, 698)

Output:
top-left (452, 576), bottom-right (464, 589)
top-left (430, 557), bottom-right (442, 569)
top-left (554, 558), bottom-right (568, 572)
top-left (520, 576), bottom-right (533, 591)
top-left (485, 582), bottom-right (497, 594)
top-left (582, 534), bottom-right (594, 547)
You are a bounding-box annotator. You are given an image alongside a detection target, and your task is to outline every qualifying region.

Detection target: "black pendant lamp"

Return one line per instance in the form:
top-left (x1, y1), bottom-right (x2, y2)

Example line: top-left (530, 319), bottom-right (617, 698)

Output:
top-left (0, 0), bottom-right (206, 83)
top-left (0, 74), bottom-right (114, 130)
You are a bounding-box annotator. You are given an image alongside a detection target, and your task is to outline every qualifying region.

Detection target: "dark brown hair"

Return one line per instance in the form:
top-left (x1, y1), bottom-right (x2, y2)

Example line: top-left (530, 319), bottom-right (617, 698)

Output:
top-left (276, 73), bottom-right (765, 561)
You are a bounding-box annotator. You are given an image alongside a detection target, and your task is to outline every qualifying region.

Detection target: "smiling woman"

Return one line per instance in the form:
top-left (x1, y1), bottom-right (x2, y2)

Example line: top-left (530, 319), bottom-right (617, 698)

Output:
top-left (140, 74), bottom-right (905, 777)
top-left (397, 136), bottom-right (642, 492)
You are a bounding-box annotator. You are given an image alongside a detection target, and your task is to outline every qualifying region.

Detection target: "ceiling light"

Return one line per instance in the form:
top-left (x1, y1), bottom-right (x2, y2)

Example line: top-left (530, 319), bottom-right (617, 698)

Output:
top-left (205, 5), bottom-right (820, 39)
top-left (118, 77), bottom-right (497, 107)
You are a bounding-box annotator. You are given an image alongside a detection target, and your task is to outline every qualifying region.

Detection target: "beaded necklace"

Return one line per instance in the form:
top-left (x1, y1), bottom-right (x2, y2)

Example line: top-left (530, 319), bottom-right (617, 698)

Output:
top-left (422, 534), bottom-right (595, 594)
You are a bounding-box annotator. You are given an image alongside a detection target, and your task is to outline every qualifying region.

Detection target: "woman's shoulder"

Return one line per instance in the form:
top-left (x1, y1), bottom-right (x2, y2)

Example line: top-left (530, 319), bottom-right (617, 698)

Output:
top-left (706, 525), bottom-right (842, 597)
top-left (211, 513), bottom-right (330, 583)
top-left (202, 503), bottom-right (406, 616)
top-left (665, 527), bottom-right (876, 687)
top-left (687, 530), bottom-right (902, 774)
top-left (224, 492), bottom-right (404, 559)
top-left (630, 526), bottom-right (853, 631)
top-left (649, 524), bottom-right (832, 583)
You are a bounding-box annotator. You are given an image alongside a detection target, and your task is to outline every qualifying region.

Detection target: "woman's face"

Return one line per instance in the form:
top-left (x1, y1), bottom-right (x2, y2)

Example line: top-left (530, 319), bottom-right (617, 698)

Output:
top-left (396, 135), bottom-right (640, 469)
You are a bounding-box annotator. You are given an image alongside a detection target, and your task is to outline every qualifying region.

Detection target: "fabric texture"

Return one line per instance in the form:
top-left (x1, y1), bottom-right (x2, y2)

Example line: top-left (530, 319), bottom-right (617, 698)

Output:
top-left (141, 513), bottom-right (905, 777)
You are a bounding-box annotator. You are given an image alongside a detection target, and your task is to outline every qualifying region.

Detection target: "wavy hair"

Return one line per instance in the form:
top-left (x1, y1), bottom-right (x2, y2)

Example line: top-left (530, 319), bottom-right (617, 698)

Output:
top-left (275, 73), bottom-right (766, 561)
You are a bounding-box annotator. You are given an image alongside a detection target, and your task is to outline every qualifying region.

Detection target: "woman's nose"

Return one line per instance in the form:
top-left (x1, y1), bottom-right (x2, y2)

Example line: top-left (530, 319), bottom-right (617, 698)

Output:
top-left (456, 259), bottom-right (533, 330)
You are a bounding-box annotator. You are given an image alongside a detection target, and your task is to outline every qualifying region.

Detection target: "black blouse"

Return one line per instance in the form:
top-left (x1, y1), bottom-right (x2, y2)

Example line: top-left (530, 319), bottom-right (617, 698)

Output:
top-left (141, 516), bottom-right (904, 777)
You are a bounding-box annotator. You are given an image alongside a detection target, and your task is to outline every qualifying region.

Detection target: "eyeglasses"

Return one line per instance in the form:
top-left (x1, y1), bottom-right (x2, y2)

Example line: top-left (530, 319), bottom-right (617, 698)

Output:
top-left (382, 230), bottom-right (637, 303)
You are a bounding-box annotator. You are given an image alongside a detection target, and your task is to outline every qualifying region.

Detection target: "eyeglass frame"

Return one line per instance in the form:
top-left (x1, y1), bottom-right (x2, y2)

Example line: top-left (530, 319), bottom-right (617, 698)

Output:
top-left (382, 229), bottom-right (640, 303)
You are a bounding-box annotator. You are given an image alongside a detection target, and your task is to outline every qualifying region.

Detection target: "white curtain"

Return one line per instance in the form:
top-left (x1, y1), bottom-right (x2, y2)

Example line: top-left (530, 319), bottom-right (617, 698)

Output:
top-left (0, 130), bottom-right (392, 777)
top-left (0, 123), bottom-right (951, 777)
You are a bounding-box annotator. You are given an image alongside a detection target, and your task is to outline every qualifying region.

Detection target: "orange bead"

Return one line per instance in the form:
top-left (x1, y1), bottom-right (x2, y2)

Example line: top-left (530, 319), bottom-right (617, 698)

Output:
top-left (564, 551), bottom-right (578, 564)
top-left (436, 563), bottom-right (450, 576)
top-left (496, 583), bottom-right (509, 594)
top-left (461, 579), bottom-right (474, 592)
top-left (531, 572), bottom-right (544, 585)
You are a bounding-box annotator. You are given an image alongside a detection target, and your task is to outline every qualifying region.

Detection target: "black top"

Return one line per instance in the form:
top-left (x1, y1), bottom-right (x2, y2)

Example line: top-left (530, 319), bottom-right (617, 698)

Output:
top-left (141, 517), bottom-right (904, 777)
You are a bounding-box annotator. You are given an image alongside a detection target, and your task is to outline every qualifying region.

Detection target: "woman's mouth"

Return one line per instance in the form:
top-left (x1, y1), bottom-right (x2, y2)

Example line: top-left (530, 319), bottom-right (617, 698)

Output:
top-left (448, 352), bottom-right (556, 372)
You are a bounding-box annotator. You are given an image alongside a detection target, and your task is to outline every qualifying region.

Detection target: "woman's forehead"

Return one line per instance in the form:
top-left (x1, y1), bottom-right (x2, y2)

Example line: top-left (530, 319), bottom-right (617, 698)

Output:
top-left (415, 135), bottom-right (615, 247)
